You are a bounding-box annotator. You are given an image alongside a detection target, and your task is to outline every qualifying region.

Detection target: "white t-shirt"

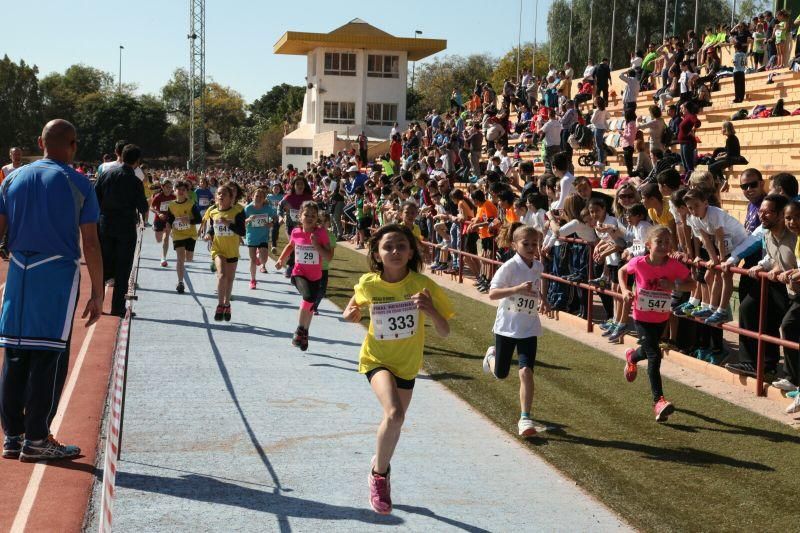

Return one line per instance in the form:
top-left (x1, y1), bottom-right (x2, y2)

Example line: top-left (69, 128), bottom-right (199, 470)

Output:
top-left (1, 163), bottom-right (18, 179)
top-left (595, 214), bottom-right (622, 265)
top-left (625, 220), bottom-right (653, 256)
top-left (559, 219), bottom-right (599, 243)
top-left (134, 167), bottom-right (145, 182)
top-left (541, 119), bottom-right (563, 147)
top-left (554, 172), bottom-right (576, 210)
top-left (687, 205), bottom-right (748, 254)
top-left (679, 71), bottom-right (697, 94)
top-left (491, 254), bottom-right (544, 338)
top-left (522, 209), bottom-right (547, 234)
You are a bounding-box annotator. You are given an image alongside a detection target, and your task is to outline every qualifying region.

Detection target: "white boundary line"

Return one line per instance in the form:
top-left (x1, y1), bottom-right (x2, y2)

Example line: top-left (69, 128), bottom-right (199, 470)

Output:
top-left (9, 286), bottom-right (108, 533)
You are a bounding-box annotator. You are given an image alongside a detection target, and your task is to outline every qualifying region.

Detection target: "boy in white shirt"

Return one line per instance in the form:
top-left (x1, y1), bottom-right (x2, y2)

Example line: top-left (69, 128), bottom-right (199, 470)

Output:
top-left (684, 188), bottom-right (748, 324)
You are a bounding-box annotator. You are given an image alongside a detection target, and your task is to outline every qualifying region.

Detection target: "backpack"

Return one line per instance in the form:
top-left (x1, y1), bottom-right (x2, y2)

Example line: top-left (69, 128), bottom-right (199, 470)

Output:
top-left (731, 109), bottom-right (749, 121)
top-left (600, 168), bottom-right (619, 189)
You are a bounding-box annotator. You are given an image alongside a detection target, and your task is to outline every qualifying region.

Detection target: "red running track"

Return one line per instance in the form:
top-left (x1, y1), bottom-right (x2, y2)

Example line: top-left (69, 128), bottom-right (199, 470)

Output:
top-left (0, 259), bottom-right (119, 532)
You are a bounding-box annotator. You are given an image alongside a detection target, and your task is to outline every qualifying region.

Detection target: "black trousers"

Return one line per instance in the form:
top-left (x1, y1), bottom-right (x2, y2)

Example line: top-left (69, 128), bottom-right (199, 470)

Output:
top-left (632, 320), bottom-right (668, 402)
top-left (733, 71), bottom-right (745, 102)
top-left (595, 84), bottom-right (608, 103)
top-left (100, 225), bottom-right (137, 315)
top-left (738, 275), bottom-right (787, 371)
top-left (781, 296), bottom-right (800, 384)
top-left (0, 346), bottom-right (72, 441)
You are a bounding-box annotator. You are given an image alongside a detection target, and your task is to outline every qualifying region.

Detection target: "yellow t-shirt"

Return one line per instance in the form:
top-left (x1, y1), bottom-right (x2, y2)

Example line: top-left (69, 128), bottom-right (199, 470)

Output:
top-left (168, 199), bottom-right (199, 241)
top-left (354, 271), bottom-right (455, 380)
top-left (648, 202), bottom-right (674, 226)
top-left (411, 224), bottom-right (423, 242)
top-left (203, 204), bottom-right (245, 259)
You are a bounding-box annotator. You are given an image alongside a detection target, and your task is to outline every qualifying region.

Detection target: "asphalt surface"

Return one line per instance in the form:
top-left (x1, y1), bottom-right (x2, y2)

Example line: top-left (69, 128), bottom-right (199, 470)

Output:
top-left (100, 231), bottom-right (629, 532)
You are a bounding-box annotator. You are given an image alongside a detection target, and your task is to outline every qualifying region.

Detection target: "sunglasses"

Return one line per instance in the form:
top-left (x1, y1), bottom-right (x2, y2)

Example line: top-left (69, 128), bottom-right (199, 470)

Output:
top-left (618, 193), bottom-right (635, 199)
top-left (740, 181), bottom-right (761, 191)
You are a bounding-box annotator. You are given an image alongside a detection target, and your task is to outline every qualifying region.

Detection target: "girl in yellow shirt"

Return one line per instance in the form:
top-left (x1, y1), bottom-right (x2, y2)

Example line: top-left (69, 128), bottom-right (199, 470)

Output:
top-left (202, 185), bottom-right (246, 321)
top-left (343, 223), bottom-right (453, 515)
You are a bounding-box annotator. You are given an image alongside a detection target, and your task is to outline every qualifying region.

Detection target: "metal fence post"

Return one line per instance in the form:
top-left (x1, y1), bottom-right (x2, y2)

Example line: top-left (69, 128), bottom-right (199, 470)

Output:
top-left (756, 275), bottom-right (767, 397)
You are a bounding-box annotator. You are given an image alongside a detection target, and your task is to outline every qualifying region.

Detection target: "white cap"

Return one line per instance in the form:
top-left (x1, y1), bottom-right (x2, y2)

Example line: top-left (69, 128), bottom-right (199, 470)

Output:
top-left (347, 165), bottom-right (359, 173)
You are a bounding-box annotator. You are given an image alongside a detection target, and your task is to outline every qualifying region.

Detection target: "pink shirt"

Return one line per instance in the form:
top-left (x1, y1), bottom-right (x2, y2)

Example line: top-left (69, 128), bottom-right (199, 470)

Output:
top-left (290, 226), bottom-right (329, 281)
top-left (627, 256), bottom-right (690, 323)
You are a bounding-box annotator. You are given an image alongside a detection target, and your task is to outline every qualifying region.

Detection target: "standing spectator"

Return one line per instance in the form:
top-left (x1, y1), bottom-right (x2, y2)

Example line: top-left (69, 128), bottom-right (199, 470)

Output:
top-left (0, 119), bottom-right (103, 461)
top-left (620, 108), bottom-right (639, 176)
top-left (619, 69), bottom-right (640, 112)
top-left (591, 97), bottom-right (611, 167)
top-left (465, 123), bottom-right (484, 180)
top-left (94, 144), bottom-right (149, 317)
top-left (593, 58), bottom-right (611, 103)
top-left (677, 101), bottom-right (701, 174)
top-left (1, 147), bottom-right (23, 182)
top-left (540, 110), bottom-right (563, 173)
top-left (357, 131), bottom-right (368, 168)
top-left (732, 44), bottom-right (747, 103)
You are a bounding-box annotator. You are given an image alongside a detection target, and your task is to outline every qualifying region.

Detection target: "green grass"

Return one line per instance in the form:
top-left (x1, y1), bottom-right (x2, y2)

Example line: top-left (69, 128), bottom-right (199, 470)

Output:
top-left (327, 244), bottom-right (800, 533)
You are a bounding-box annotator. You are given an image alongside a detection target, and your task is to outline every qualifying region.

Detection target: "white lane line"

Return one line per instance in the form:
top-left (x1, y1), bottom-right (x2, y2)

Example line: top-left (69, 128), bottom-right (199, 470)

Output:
top-left (10, 287), bottom-right (108, 533)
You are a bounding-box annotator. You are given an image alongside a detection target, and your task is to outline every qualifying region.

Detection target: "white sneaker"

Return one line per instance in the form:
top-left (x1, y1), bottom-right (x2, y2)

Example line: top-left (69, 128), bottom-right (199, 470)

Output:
top-left (786, 395), bottom-right (800, 414)
top-left (772, 378), bottom-right (797, 392)
top-left (592, 161), bottom-right (605, 168)
top-left (483, 346), bottom-right (495, 376)
top-left (438, 240), bottom-right (451, 250)
top-left (518, 417), bottom-right (537, 437)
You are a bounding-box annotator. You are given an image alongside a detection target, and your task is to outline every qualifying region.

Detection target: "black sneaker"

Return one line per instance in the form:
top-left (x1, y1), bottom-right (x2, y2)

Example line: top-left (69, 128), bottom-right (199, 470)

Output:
top-left (176, 281), bottom-right (185, 294)
top-left (299, 328), bottom-right (309, 351)
top-left (292, 327), bottom-right (302, 347)
top-left (223, 305), bottom-right (231, 322)
top-left (19, 435), bottom-right (80, 462)
top-left (214, 305), bottom-right (224, 321)
top-left (725, 362), bottom-right (756, 377)
top-left (2, 435), bottom-right (23, 459)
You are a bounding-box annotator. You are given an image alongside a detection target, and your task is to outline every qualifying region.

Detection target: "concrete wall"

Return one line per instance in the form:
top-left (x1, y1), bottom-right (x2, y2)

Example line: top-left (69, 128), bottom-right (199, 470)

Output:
top-left (302, 47), bottom-right (408, 139)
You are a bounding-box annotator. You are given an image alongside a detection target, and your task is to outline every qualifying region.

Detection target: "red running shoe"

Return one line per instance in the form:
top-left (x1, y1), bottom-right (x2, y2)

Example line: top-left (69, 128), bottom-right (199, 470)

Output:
top-left (654, 396), bottom-right (675, 422)
top-left (368, 456), bottom-right (392, 514)
top-left (223, 305), bottom-right (232, 322)
top-left (624, 348), bottom-right (638, 382)
top-left (214, 305), bottom-right (224, 321)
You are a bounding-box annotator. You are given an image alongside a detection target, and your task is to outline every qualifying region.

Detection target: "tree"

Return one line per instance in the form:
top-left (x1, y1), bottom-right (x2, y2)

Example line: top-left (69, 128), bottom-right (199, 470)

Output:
top-left (73, 93), bottom-right (168, 161)
top-left (490, 43), bottom-right (551, 89)
top-left (547, 0), bottom-right (733, 71)
top-left (737, 0), bottom-right (770, 21)
top-left (0, 55), bottom-right (42, 157)
top-left (220, 118), bottom-right (283, 170)
top-left (161, 68), bottom-right (191, 120)
top-left (411, 54), bottom-right (496, 119)
top-left (40, 64), bottom-right (115, 123)
top-left (249, 83), bottom-right (305, 125)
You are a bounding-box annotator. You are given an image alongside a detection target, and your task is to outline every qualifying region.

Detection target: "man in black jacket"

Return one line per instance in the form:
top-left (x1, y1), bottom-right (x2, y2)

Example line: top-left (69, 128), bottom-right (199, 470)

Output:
top-left (593, 58), bottom-right (611, 104)
top-left (94, 144), bottom-right (148, 316)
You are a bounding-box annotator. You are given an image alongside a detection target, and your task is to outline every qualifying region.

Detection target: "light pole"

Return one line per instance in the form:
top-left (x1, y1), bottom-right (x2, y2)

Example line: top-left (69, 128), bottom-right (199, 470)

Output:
top-left (568, 0), bottom-right (574, 64)
top-left (673, 0), bottom-right (679, 36)
top-left (694, 0), bottom-right (699, 33)
top-left (610, 0), bottom-right (617, 67)
top-left (516, 0), bottom-right (523, 82)
top-left (731, 0), bottom-right (736, 26)
top-left (532, 0), bottom-right (539, 76)
top-left (118, 45), bottom-right (124, 92)
top-left (411, 30), bottom-right (422, 95)
top-left (588, 0), bottom-right (594, 63)
top-left (663, 0), bottom-right (669, 41)
top-left (635, 0), bottom-right (641, 52)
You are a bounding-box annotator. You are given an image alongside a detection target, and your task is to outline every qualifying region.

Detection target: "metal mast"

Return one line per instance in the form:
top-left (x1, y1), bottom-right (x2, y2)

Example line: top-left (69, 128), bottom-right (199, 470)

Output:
top-left (188, 0), bottom-right (205, 171)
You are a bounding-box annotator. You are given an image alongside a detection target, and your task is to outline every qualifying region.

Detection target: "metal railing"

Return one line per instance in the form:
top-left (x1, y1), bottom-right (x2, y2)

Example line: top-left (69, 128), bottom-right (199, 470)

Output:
top-left (420, 234), bottom-right (799, 398)
top-left (99, 223), bottom-right (145, 533)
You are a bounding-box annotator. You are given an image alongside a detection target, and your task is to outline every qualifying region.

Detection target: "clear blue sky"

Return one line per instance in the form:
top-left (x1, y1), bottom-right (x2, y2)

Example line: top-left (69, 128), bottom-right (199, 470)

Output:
top-left (4, 0), bottom-right (554, 104)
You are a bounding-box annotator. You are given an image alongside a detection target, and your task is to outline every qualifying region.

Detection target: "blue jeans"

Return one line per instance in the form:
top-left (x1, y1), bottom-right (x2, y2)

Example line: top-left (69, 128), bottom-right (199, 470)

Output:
top-left (680, 143), bottom-right (695, 173)
top-left (449, 224), bottom-right (461, 268)
top-left (594, 128), bottom-right (606, 164)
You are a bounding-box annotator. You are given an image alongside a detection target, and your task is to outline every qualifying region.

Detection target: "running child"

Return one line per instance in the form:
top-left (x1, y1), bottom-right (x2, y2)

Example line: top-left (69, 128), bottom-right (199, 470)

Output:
top-left (151, 179), bottom-right (176, 267)
top-left (267, 182), bottom-right (284, 254)
top-left (244, 186), bottom-right (275, 290)
top-left (195, 177), bottom-right (214, 217)
top-left (312, 211), bottom-right (337, 314)
top-left (619, 226), bottom-right (696, 422)
top-left (202, 184), bottom-right (246, 321)
top-left (167, 180), bottom-right (202, 294)
top-left (342, 224), bottom-right (453, 515)
top-left (482, 223), bottom-right (549, 436)
top-left (274, 201), bottom-right (332, 351)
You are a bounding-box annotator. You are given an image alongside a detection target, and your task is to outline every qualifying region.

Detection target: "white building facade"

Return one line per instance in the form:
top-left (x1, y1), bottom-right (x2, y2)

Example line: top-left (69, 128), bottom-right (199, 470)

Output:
top-left (275, 19), bottom-right (446, 169)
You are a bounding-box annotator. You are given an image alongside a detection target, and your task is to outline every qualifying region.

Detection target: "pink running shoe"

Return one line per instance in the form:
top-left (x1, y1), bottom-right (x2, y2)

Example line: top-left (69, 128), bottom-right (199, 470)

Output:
top-left (160, 259), bottom-right (168, 267)
top-left (624, 348), bottom-right (638, 382)
top-left (368, 456), bottom-right (392, 514)
top-left (249, 279), bottom-right (257, 290)
top-left (654, 396), bottom-right (675, 422)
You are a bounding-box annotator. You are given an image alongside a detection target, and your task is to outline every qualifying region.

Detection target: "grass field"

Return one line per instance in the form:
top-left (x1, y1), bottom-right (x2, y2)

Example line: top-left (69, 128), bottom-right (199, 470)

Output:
top-left (326, 244), bottom-right (800, 533)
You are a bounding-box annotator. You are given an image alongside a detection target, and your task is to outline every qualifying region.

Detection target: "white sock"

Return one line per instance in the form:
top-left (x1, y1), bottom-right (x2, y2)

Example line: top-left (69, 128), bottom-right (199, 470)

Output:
top-left (689, 297), bottom-right (700, 306)
top-left (717, 306), bottom-right (726, 313)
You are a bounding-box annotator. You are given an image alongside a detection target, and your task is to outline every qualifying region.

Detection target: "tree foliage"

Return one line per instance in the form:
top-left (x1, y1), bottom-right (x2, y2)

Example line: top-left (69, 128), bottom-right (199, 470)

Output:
top-left (0, 55), bottom-right (42, 157)
top-left (547, 0), bottom-right (734, 71)
top-left (411, 54), bottom-right (496, 119)
top-left (249, 83), bottom-right (305, 125)
top-left (490, 42), bottom-right (552, 89)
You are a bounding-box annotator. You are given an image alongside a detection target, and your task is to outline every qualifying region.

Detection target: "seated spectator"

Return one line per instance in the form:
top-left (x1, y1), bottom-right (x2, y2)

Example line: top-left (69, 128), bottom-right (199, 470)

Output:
top-left (770, 173), bottom-right (799, 200)
top-left (708, 121), bottom-right (747, 188)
